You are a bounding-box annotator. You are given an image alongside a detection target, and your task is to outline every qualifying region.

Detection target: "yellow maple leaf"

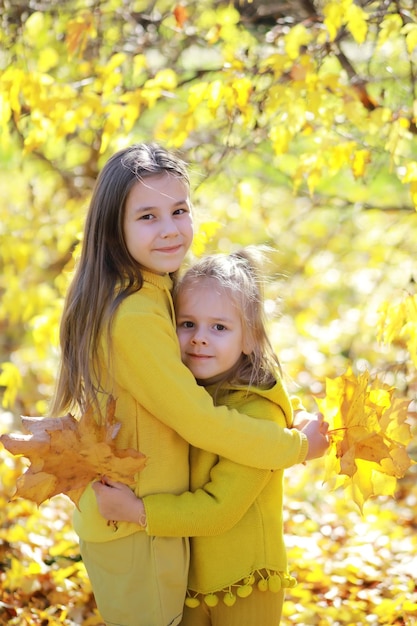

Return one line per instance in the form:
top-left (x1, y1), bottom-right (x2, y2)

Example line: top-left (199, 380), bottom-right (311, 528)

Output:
top-left (65, 11), bottom-right (96, 58)
top-left (317, 370), bottom-right (414, 511)
top-left (0, 397), bottom-right (146, 508)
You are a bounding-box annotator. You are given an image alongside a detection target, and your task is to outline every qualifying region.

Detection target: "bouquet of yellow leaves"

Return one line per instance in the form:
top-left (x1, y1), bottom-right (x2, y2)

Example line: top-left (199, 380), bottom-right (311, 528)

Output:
top-left (0, 397), bottom-right (146, 508)
top-left (317, 369), bottom-right (414, 511)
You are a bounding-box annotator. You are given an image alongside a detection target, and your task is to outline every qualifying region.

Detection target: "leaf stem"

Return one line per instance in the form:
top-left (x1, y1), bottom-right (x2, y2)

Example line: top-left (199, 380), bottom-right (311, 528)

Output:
top-left (327, 427), bottom-right (348, 435)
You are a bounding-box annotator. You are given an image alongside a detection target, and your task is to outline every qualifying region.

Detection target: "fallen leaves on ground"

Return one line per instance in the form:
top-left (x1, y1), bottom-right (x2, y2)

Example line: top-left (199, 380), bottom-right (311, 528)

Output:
top-left (0, 397), bottom-right (146, 508)
top-left (1, 448), bottom-right (416, 625)
top-left (0, 394), bottom-right (416, 625)
top-left (282, 460), bottom-right (417, 626)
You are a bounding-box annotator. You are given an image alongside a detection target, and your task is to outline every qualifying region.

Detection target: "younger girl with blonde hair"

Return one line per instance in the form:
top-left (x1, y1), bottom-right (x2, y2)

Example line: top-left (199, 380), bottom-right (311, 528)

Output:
top-left (94, 248), bottom-right (329, 625)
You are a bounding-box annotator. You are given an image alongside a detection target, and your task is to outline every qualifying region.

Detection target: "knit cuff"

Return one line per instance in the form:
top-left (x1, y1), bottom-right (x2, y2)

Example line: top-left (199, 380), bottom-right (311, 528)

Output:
top-left (298, 432), bottom-right (309, 464)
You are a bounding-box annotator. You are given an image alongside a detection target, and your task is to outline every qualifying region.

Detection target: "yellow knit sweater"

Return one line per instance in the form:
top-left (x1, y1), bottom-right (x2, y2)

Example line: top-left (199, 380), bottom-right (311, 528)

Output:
top-left (143, 382), bottom-right (296, 599)
top-left (73, 271), bottom-right (308, 543)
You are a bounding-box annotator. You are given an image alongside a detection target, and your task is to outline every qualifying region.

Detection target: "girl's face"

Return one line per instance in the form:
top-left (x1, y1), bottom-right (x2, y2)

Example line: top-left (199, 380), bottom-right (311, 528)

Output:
top-left (123, 174), bottom-right (193, 275)
top-left (176, 279), bottom-right (249, 384)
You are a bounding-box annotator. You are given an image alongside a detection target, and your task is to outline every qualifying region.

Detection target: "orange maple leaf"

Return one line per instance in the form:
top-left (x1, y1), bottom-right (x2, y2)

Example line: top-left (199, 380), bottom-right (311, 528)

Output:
top-left (316, 370), bottom-right (414, 511)
top-left (0, 397), bottom-right (146, 508)
top-left (173, 4), bottom-right (188, 29)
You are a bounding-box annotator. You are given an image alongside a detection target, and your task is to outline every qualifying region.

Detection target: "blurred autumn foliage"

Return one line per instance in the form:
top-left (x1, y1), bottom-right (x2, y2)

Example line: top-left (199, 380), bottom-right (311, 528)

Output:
top-left (1, 0), bottom-right (417, 623)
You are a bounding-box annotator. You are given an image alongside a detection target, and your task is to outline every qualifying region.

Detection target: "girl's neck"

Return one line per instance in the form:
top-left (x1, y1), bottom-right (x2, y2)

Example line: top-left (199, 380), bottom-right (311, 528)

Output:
top-left (196, 361), bottom-right (242, 388)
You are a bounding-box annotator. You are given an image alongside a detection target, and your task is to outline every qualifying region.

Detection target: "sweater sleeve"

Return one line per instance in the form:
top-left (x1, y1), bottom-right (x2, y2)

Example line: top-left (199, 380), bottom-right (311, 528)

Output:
top-left (112, 308), bottom-right (308, 469)
top-left (144, 394), bottom-right (295, 536)
top-left (143, 460), bottom-right (271, 537)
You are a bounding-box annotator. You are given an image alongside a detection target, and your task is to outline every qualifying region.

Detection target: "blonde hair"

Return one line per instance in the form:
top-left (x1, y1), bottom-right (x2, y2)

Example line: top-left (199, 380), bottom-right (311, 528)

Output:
top-left (173, 248), bottom-right (281, 391)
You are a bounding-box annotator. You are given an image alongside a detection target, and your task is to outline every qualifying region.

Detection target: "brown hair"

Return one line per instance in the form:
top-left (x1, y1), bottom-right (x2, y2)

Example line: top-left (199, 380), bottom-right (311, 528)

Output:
top-left (50, 143), bottom-right (190, 417)
top-left (173, 248), bottom-right (281, 391)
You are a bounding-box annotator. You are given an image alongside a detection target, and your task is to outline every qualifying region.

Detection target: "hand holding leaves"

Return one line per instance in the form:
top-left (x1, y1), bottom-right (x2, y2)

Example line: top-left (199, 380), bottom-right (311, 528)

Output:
top-left (0, 397), bottom-right (146, 508)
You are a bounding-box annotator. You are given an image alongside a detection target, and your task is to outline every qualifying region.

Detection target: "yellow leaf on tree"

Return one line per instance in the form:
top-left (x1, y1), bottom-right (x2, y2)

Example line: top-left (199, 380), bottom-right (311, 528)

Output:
top-left (377, 14), bottom-right (402, 48)
top-left (269, 125), bottom-right (292, 156)
top-left (207, 80), bottom-right (223, 115)
top-left (378, 293), bottom-right (417, 366)
top-left (323, 0), bottom-right (367, 44)
top-left (0, 362), bottom-right (23, 409)
top-left (352, 149), bottom-right (371, 178)
top-left (403, 23), bottom-right (417, 54)
top-left (147, 68), bottom-right (178, 91)
top-left (284, 24), bottom-right (312, 60)
top-left (323, 1), bottom-right (344, 42)
top-left (23, 12), bottom-right (45, 43)
top-left (232, 77), bottom-right (252, 111)
top-left (345, 3), bottom-right (368, 44)
top-left (0, 397), bottom-right (146, 508)
top-left (191, 220), bottom-right (222, 256)
top-left (38, 47), bottom-right (60, 73)
top-left (66, 11), bottom-right (97, 58)
top-left (327, 142), bottom-right (356, 175)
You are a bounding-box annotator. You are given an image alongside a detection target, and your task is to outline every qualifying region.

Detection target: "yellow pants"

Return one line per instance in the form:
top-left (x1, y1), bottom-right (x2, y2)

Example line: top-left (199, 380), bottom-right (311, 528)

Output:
top-left (180, 588), bottom-right (284, 626)
top-left (80, 532), bottom-right (190, 626)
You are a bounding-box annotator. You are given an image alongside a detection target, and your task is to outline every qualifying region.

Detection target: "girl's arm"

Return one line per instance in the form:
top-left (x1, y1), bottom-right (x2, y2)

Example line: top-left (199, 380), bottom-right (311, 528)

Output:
top-left (93, 460), bottom-right (271, 537)
top-left (94, 397), bottom-right (287, 535)
top-left (112, 307), bottom-right (310, 469)
top-left (93, 405), bottom-right (328, 535)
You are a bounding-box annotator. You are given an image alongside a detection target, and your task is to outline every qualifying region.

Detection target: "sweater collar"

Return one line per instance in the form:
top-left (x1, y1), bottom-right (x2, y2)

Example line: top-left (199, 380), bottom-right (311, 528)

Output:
top-left (141, 270), bottom-right (176, 323)
top-left (141, 270), bottom-right (174, 292)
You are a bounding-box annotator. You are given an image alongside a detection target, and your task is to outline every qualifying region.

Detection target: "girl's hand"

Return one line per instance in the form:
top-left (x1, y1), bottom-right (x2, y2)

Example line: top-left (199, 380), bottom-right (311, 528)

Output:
top-left (300, 413), bottom-right (329, 461)
top-left (293, 409), bottom-right (317, 431)
top-left (92, 477), bottom-right (146, 526)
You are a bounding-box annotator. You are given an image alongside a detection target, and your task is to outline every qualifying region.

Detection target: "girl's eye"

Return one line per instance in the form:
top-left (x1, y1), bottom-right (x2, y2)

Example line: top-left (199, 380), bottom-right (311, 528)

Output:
top-left (174, 206), bottom-right (189, 215)
top-left (181, 321), bottom-right (194, 328)
top-left (139, 213), bottom-right (154, 221)
top-left (214, 324), bottom-right (226, 331)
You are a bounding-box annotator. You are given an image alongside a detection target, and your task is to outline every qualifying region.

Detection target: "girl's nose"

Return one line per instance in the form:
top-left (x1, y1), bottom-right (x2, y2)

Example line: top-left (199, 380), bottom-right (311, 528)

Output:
top-left (191, 334), bottom-right (208, 346)
top-left (161, 217), bottom-right (180, 238)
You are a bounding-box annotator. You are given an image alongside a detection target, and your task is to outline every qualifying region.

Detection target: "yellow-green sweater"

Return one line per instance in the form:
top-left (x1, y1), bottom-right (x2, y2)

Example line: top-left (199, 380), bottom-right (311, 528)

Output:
top-left (73, 271), bottom-right (308, 543)
top-left (143, 382), bottom-right (296, 597)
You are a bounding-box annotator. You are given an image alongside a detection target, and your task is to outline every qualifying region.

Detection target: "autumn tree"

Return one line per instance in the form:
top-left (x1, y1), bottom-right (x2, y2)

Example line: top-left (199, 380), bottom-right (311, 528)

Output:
top-left (0, 0), bottom-right (416, 494)
top-left (1, 2), bottom-right (417, 623)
